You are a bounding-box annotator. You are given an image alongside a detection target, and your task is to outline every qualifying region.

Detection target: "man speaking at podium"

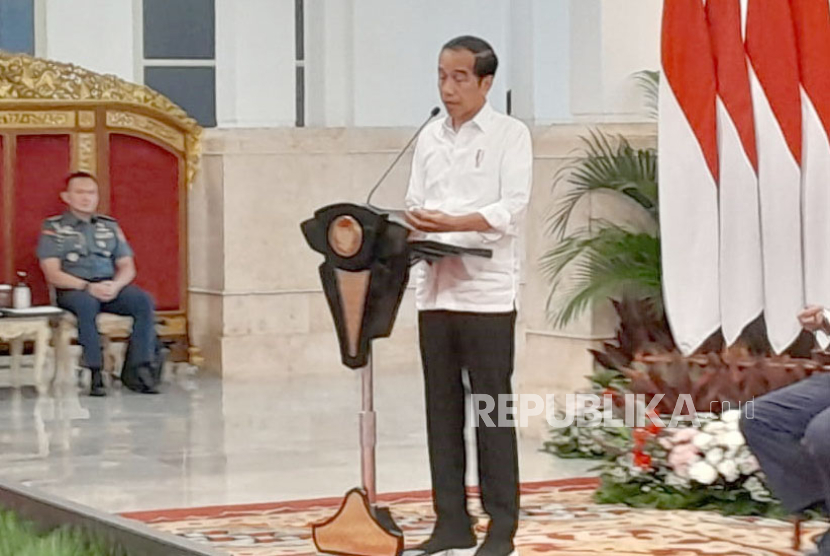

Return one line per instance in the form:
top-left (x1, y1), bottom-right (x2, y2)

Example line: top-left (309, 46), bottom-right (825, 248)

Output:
top-left (404, 36), bottom-right (532, 556)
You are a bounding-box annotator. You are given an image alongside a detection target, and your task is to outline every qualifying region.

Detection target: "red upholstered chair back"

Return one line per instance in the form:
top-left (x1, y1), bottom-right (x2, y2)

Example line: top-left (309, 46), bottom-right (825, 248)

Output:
top-left (0, 51), bottom-right (202, 347)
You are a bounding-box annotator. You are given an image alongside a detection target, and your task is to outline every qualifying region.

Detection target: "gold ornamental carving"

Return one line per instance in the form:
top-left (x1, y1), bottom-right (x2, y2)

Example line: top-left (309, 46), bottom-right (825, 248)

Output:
top-left (78, 110), bottom-right (95, 129)
top-left (73, 133), bottom-right (96, 174)
top-left (0, 110), bottom-right (75, 128)
top-left (107, 110), bottom-right (185, 152)
top-left (0, 51), bottom-right (202, 185)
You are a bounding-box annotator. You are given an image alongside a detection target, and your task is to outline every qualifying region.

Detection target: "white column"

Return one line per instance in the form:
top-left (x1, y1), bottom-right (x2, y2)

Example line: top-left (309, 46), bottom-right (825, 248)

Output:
top-left (509, 0), bottom-right (571, 125)
top-left (305, 0), bottom-right (354, 127)
top-left (570, 0), bottom-right (661, 121)
top-left (532, 0), bottom-right (571, 124)
top-left (215, 0), bottom-right (295, 128)
top-left (509, 0), bottom-right (535, 122)
top-left (347, 0), bottom-right (510, 127)
top-left (569, 0), bottom-right (604, 120)
top-left (43, 0), bottom-right (135, 81)
top-left (599, 0), bottom-right (661, 118)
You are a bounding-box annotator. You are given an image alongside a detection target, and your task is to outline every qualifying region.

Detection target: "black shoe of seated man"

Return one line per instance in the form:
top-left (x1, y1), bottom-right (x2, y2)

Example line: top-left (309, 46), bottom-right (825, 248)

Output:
top-left (809, 528), bottom-right (830, 556)
top-left (89, 369), bottom-right (106, 397)
top-left (405, 526), bottom-right (477, 555)
top-left (472, 534), bottom-right (516, 556)
top-left (136, 365), bottom-right (159, 394)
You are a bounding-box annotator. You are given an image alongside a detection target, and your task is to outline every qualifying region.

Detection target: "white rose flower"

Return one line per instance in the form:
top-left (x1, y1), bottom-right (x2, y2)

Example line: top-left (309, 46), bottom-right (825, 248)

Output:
top-left (743, 476), bottom-right (762, 491)
top-left (737, 453), bottom-right (760, 475)
top-left (721, 431), bottom-right (745, 449)
top-left (720, 409), bottom-right (742, 424)
top-left (743, 476), bottom-right (773, 502)
top-left (610, 466), bottom-right (628, 481)
top-left (705, 447), bottom-right (725, 466)
top-left (665, 473), bottom-right (691, 489)
top-left (689, 461), bottom-right (718, 485)
top-left (702, 421), bottom-right (727, 435)
top-left (717, 460), bottom-right (740, 482)
top-left (693, 432), bottom-right (715, 450)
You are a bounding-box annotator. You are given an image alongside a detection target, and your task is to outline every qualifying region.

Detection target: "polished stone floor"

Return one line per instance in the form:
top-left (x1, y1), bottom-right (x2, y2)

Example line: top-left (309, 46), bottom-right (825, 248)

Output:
top-left (0, 364), bottom-right (593, 514)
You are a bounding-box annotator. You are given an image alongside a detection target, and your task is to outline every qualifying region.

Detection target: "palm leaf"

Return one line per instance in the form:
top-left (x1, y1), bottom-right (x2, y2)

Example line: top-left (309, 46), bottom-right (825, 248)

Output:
top-left (633, 70), bottom-right (659, 120)
top-left (548, 129), bottom-right (658, 239)
top-left (541, 224), bottom-right (661, 327)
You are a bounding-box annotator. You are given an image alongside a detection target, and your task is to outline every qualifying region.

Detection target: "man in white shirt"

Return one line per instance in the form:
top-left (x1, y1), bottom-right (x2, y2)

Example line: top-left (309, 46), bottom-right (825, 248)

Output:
top-left (404, 36), bottom-right (532, 556)
top-left (741, 306), bottom-right (830, 555)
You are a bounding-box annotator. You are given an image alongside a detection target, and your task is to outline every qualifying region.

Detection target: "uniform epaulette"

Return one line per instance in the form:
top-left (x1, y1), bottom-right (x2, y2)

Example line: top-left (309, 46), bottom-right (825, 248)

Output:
top-left (97, 214), bottom-right (116, 221)
top-left (46, 215), bottom-right (62, 221)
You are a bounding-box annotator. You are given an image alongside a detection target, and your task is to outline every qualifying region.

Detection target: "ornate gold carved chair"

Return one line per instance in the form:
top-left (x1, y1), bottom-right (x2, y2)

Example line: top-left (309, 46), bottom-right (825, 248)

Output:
top-left (0, 51), bottom-right (203, 386)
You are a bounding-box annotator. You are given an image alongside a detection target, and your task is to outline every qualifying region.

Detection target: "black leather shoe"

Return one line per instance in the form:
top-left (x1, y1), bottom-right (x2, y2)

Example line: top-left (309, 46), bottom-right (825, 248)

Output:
top-left (472, 534), bottom-right (516, 556)
top-left (807, 529), bottom-right (830, 556)
top-left (89, 369), bottom-right (106, 397)
top-left (136, 366), bottom-right (159, 394)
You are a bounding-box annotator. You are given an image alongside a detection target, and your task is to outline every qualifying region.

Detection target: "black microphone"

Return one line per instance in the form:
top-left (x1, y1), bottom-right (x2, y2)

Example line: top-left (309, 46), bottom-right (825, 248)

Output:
top-left (366, 106), bottom-right (441, 208)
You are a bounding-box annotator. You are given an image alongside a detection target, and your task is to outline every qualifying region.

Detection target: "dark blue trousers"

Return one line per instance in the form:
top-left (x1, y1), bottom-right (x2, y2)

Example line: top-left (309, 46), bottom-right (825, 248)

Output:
top-left (56, 284), bottom-right (155, 371)
top-left (741, 372), bottom-right (830, 514)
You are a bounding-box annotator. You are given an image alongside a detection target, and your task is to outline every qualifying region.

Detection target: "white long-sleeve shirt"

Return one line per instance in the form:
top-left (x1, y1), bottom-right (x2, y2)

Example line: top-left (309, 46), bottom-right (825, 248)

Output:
top-left (404, 102), bottom-right (533, 313)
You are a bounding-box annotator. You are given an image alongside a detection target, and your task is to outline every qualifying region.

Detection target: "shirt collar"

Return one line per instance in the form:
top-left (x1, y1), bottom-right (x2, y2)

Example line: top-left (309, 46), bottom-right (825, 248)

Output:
top-left (470, 102), bottom-right (494, 132)
top-left (63, 211), bottom-right (99, 226)
top-left (442, 101), bottom-right (494, 135)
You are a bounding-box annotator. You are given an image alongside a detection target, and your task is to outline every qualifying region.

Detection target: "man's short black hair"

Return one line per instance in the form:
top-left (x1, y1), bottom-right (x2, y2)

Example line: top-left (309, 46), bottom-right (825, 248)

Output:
top-left (442, 35), bottom-right (498, 79)
top-left (65, 171), bottom-right (97, 188)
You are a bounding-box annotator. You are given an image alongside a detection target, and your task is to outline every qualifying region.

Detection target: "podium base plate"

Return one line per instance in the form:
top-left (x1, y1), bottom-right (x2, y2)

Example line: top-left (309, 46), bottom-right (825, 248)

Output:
top-left (312, 488), bottom-right (403, 556)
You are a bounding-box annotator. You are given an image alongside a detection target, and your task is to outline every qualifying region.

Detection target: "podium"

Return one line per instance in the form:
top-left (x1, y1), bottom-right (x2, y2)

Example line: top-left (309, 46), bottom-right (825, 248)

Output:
top-left (301, 203), bottom-right (490, 556)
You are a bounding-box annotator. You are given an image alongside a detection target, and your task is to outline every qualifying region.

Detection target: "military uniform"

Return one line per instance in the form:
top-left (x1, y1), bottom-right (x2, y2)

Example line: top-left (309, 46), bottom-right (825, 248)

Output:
top-left (36, 211), bottom-right (155, 372)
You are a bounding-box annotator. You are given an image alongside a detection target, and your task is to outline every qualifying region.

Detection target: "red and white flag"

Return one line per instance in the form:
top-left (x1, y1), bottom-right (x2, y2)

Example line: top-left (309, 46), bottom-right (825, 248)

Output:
top-left (791, 0), bottom-right (830, 315)
top-left (706, 0), bottom-right (762, 346)
top-left (746, 0), bottom-right (803, 353)
top-left (659, 0), bottom-right (720, 355)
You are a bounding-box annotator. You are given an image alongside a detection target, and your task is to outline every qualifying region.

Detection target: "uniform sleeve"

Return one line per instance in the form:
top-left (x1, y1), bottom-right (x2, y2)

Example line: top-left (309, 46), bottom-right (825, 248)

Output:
top-left (36, 221), bottom-right (61, 260)
top-left (112, 224), bottom-right (134, 260)
top-left (404, 136), bottom-right (426, 210)
top-left (477, 123), bottom-right (533, 243)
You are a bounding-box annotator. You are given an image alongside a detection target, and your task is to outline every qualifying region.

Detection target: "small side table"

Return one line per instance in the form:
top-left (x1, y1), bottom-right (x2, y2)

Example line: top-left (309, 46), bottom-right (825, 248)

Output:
top-left (0, 307), bottom-right (64, 393)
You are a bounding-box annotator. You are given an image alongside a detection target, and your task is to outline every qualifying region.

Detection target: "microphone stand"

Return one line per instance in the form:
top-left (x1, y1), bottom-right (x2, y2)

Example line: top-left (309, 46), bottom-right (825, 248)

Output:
top-left (361, 353), bottom-right (377, 504)
top-left (366, 107), bottom-right (441, 210)
top-left (311, 110), bottom-right (440, 556)
top-left (360, 107), bottom-right (439, 506)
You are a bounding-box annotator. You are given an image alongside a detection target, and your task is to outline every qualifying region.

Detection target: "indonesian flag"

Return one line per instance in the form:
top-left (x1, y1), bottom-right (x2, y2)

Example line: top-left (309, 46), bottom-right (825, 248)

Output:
top-left (659, 0), bottom-right (720, 355)
top-left (791, 0), bottom-right (830, 315)
top-left (706, 0), bottom-right (762, 346)
top-left (746, 0), bottom-right (803, 353)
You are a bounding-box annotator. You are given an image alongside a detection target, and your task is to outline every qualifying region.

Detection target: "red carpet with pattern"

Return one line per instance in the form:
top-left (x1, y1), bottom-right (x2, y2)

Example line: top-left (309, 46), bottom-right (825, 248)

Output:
top-left (123, 478), bottom-right (826, 555)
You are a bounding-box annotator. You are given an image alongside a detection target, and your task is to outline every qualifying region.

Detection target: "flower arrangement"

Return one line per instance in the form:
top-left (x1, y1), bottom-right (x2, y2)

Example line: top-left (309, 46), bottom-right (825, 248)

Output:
top-left (542, 368), bottom-right (631, 460)
top-left (592, 409), bottom-right (790, 517)
top-left (542, 389), bottom-right (630, 460)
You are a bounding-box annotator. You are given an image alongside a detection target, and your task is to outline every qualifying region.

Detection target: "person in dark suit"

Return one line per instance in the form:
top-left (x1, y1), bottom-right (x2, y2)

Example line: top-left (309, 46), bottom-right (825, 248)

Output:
top-left (741, 305), bottom-right (830, 556)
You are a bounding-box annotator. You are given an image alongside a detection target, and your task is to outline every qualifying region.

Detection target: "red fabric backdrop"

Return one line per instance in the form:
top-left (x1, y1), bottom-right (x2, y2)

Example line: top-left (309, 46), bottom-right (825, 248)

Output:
top-left (109, 134), bottom-right (180, 311)
top-left (14, 135), bottom-right (71, 305)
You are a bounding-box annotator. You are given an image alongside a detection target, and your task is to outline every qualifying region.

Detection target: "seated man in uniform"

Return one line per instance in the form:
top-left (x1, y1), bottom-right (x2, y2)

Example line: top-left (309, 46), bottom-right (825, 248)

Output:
top-left (37, 171), bottom-right (159, 396)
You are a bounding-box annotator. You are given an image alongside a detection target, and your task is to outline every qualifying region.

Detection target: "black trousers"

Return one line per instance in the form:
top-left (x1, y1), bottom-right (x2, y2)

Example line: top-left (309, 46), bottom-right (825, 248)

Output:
top-left (418, 310), bottom-right (519, 539)
top-left (56, 284), bottom-right (155, 371)
top-left (740, 372), bottom-right (830, 515)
